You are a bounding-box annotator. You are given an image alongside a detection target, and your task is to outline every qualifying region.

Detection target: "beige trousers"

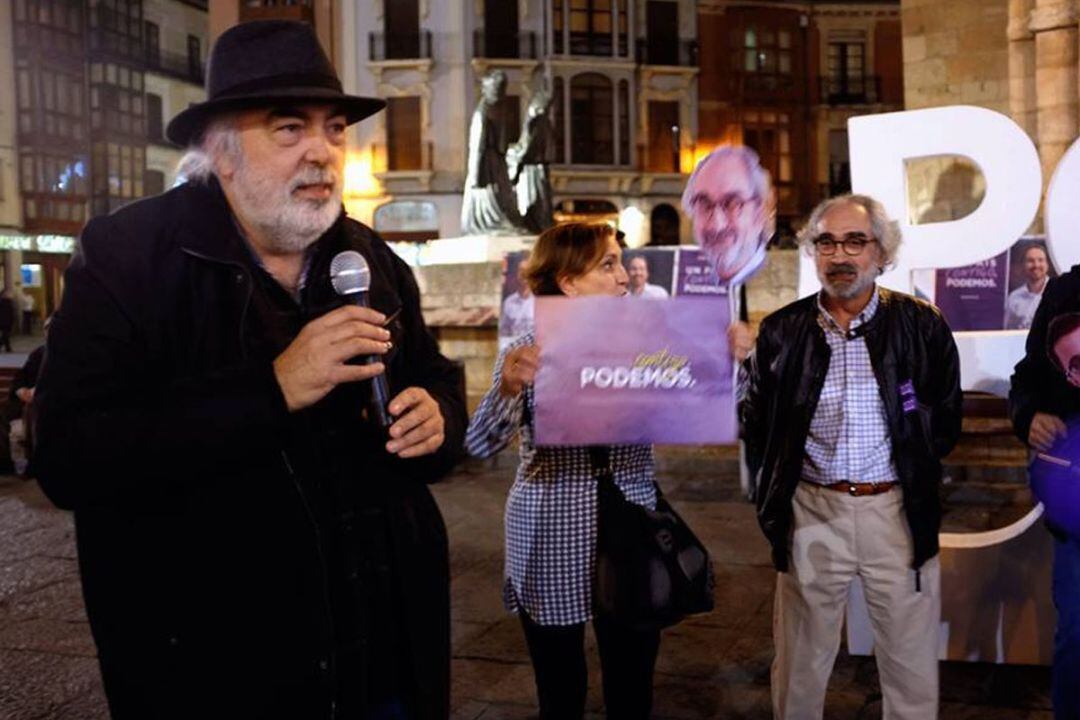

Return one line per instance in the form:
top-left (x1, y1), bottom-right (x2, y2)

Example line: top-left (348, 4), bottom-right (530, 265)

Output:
top-left (772, 482), bottom-right (940, 720)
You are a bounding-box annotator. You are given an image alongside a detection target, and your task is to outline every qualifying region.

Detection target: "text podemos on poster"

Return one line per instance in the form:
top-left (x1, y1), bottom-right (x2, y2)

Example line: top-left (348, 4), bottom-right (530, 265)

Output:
top-left (532, 296), bottom-right (735, 446)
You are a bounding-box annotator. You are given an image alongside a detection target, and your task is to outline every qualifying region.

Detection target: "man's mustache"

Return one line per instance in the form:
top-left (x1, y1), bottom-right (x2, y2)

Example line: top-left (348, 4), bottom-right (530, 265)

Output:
top-left (703, 229), bottom-right (737, 246)
top-left (289, 168), bottom-right (338, 192)
top-left (826, 263), bottom-right (858, 277)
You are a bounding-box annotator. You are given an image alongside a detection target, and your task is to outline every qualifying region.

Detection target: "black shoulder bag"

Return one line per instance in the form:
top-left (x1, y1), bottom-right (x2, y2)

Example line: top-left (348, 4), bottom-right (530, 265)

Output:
top-left (589, 447), bottom-right (715, 630)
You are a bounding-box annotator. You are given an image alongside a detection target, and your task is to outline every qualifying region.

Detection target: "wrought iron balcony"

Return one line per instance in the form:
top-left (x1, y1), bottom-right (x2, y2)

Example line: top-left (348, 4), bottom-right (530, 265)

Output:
top-left (144, 49), bottom-right (204, 85)
top-left (472, 30), bottom-right (538, 60)
top-left (635, 39), bottom-right (698, 67)
top-left (369, 31), bottom-right (433, 62)
top-left (820, 75), bottom-right (881, 105)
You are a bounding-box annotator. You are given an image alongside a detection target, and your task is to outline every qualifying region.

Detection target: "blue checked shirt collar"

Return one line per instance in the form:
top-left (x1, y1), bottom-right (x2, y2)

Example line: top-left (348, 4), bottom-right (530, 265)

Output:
top-left (816, 286), bottom-right (881, 335)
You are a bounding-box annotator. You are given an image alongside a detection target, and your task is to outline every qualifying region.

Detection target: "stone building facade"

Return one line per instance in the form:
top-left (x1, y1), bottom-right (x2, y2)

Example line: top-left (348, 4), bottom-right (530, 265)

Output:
top-left (337, 0), bottom-right (699, 248)
top-left (1, 0), bottom-right (208, 319)
top-left (698, 1), bottom-right (903, 237)
top-left (902, 0), bottom-right (1079, 226)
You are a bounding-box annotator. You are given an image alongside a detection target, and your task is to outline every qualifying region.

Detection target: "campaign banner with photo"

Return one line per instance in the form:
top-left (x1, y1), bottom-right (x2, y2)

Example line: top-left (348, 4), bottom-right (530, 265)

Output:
top-left (623, 248), bottom-right (677, 299)
top-left (675, 248), bottom-right (729, 298)
top-left (498, 250), bottom-right (534, 350)
top-left (930, 236), bottom-right (1056, 332)
top-left (1004, 238), bottom-right (1056, 329)
top-left (933, 252), bottom-right (1008, 332)
top-left (533, 296), bottom-right (735, 445)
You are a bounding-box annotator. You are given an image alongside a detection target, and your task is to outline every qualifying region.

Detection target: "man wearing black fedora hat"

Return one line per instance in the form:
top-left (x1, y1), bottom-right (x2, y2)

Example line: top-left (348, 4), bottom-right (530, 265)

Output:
top-left (33, 21), bottom-right (465, 720)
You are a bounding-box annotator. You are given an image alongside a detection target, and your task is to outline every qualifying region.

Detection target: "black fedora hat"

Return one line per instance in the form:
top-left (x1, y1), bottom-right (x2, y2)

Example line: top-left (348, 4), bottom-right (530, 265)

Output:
top-left (166, 20), bottom-right (385, 147)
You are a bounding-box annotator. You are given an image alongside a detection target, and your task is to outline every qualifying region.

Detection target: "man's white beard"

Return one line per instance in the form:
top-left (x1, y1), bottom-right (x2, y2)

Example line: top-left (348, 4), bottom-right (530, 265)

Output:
top-left (821, 263), bottom-right (878, 300)
top-left (703, 229), bottom-right (753, 282)
top-left (232, 158), bottom-right (342, 254)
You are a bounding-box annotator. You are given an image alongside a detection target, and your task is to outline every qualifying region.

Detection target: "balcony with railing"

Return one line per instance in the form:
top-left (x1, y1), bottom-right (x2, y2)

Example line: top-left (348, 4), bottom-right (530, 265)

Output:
top-left (820, 75), bottom-right (880, 105)
top-left (145, 49), bottom-right (204, 85)
top-left (635, 39), bottom-right (698, 68)
top-left (554, 32), bottom-right (630, 58)
top-left (729, 71), bottom-right (803, 100)
top-left (472, 30), bottom-right (538, 60)
top-left (369, 32), bottom-right (434, 62)
top-left (371, 140), bottom-right (434, 191)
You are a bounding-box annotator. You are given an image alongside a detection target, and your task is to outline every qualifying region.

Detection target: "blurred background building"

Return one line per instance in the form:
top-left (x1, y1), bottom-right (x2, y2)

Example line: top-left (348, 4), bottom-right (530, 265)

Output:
top-left (331, 0), bottom-right (700, 248)
top-left (698, 1), bottom-right (903, 240)
top-left (0, 1), bottom-right (914, 308)
top-left (26, 0), bottom-right (1076, 320)
top-left (1, 0), bottom-right (208, 319)
top-left (903, 0), bottom-right (1078, 230)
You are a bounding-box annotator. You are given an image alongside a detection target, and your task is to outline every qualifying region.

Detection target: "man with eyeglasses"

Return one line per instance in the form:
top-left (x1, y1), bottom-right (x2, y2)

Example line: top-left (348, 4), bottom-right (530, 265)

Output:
top-left (1010, 268), bottom-right (1080, 719)
top-left (740, 194), bottom-right (962, 719)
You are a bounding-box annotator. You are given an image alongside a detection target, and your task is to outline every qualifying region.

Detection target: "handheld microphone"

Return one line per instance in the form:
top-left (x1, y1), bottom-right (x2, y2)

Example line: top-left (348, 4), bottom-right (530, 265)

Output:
top-left (330, 250), bottom-right (393, 429)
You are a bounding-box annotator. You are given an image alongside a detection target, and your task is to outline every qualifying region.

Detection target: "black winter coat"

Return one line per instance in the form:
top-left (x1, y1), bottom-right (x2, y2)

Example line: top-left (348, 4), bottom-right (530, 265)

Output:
top-left (1009, 265), bottom-right (1080, 444)
top-left (740, 288), bottom-right (963, 572)
top-left (33, 179), bottom-right (466, 720)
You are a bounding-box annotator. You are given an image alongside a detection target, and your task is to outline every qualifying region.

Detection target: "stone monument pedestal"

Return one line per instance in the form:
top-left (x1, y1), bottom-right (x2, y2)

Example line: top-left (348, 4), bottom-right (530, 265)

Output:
top-left (388, 234), bottom-right (536, 412)
top-left (388, 234), bottom-right (536, 267)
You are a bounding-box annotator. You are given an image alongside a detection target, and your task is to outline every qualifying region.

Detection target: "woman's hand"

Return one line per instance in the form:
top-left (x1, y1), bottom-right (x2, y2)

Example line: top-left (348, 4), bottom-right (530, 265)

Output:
top-left (728, 322), bottom-right (756, 363)
top-left (499, 345), bottom-right (540, 399)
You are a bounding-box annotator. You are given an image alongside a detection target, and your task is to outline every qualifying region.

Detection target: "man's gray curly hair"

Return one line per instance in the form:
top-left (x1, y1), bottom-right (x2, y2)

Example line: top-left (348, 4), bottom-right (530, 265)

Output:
top-left (796, 193), bottom-right (902, 269)
top-left (175, 117), bottom-right (241, 184)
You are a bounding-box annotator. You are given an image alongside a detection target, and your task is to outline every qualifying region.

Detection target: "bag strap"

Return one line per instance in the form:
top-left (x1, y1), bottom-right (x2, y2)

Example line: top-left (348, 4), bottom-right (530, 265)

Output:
top-left (589, 446), bottom-right (665, 499)
top-left (588, 446), bottom-right (612, 481)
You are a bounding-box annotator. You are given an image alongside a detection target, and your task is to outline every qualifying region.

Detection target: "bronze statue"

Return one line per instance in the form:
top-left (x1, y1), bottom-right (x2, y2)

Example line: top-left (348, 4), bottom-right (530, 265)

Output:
top-left (461, 70), bottom-right (527, 235)
top-left (507, 89), bottom-right (555, 234)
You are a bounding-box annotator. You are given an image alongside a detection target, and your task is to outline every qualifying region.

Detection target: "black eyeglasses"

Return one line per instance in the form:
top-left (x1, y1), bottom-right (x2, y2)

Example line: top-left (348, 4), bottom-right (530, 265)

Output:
top-left (691, 193), bottom-right (761, 219)
top-left (813, 232), bottom-right (876, 256)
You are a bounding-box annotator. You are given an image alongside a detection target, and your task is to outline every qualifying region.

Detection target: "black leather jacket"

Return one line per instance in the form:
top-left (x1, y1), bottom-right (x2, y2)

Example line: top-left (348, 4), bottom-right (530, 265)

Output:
top-left (740, 288), bottom-right (963, 572)
top-left (1009, 265), bottom-right (1080, 444)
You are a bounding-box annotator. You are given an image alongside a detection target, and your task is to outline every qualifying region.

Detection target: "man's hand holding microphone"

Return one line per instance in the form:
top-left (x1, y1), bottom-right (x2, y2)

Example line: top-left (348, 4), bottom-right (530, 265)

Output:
top-left (272, 252), bottom-right (445, 459)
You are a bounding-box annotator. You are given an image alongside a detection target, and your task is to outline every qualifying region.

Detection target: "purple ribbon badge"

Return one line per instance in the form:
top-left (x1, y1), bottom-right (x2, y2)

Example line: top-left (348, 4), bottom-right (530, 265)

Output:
top-left (899, 379), bottom-right (917, 414)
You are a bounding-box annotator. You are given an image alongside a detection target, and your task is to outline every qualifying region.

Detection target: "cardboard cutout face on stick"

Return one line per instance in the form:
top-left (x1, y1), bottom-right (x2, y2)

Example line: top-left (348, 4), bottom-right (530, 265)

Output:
top-left (682, 146), bottom-right (776, 287)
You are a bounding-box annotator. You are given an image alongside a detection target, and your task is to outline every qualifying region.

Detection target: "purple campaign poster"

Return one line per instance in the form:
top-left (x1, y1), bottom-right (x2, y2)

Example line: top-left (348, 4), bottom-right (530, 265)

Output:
top-left (533, 296), bottom-right (734, 445)
top-left (675, 248), bottom-right (729, 298)
top-left (934, 251), bottom-right (1008, 331)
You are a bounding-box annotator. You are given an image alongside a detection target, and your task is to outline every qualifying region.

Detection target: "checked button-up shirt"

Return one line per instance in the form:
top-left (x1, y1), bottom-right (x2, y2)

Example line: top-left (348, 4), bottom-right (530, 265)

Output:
top-left (802, 289), bottom-right (898, 486)
top-left (465, 332), bottom-right (657, 626)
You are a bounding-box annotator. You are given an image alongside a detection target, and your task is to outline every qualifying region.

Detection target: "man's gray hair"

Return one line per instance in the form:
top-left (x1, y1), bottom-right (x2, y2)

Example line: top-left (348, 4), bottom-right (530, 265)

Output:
top-left (175, 117), bottom-right (241, 184)
top-left (797, 193), bottom-right (902, 268)
top-left (681, 145), bottom-right (771, 210)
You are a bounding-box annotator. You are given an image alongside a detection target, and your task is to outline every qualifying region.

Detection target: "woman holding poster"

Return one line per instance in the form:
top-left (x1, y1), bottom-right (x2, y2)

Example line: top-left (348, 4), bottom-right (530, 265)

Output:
top-left (466, 223), bottom-right (660, 720)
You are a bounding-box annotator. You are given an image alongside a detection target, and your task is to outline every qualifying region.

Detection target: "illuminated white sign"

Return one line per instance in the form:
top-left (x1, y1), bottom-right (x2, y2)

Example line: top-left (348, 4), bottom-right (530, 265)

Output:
top-left (0, 234), bottom-right (76, 254)
top-left (374, 201), bottom-right (439, 232)
top-left (0, 236), bottom-right (33, 251)
top-left (796, 105), bottom-right (1080, 394)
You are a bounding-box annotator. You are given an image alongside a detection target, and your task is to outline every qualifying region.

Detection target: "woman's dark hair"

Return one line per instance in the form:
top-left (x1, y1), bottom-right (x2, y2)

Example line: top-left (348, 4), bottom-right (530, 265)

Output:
top-left (523, 222), bottom-right (622, 296)
top-left (1047, 312), bottom-right (1080, 372)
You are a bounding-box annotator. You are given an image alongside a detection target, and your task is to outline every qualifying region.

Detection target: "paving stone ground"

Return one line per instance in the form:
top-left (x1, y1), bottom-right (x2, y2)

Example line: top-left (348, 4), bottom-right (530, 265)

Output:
top-left (0, 450), bottom-right (1053, 719)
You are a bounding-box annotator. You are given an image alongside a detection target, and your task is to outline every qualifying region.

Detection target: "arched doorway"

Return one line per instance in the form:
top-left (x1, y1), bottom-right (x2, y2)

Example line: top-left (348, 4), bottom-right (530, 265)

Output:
top-left (649, 204), bottom-right (680, 246)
